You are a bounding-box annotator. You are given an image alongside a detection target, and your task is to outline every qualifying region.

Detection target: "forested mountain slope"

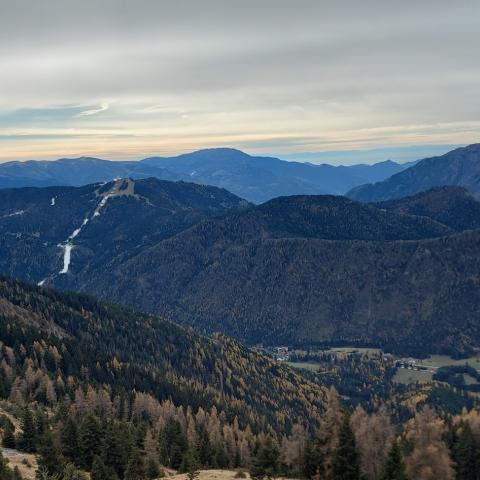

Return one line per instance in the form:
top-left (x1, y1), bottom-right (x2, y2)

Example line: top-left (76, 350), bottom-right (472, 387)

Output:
top-left (348, 143), bottom-right (480, 202)
top-left (0, 177), bottom-right (248, 285)
top-left (3, 182), bottom-right (480, 357)
top-left (0, 276), bottom-right (325, 432)
top-left (378, 186), bottom-right (480, 232)
top-left (71, 187), bottom-right (480, 357)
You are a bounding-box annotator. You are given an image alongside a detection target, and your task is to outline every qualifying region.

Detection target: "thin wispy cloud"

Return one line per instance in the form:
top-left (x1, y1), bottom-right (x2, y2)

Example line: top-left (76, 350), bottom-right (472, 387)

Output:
top-left (0, 0), bottom-right (479, 162)
top-left (77, 103), bottom-right (109, 117)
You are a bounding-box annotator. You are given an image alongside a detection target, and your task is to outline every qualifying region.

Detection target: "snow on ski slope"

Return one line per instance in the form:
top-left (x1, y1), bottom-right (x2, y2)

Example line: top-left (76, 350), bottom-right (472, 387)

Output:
top-left (57, 178), bottom-right (136, 275)
top-left (1, 210), bottom-right (25, 219)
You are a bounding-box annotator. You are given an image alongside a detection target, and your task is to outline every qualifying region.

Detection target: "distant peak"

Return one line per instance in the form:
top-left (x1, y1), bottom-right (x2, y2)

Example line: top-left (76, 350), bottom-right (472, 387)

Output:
top-left (184, 147), bottom-right (251, 158)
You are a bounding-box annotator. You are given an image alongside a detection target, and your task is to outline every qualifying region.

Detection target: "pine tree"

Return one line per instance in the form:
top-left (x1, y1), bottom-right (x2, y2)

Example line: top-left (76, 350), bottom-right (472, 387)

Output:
top-left (35, 410), bottom-right (48, 440)
top-left (454, 422), bottom-right (479, 480)
top-left (91, 455), bottom-right (117, 480)
top-left (78, 413), bottom-right (102, 470)
top-left (382, 440), bottom-right (408, 480)
top-left (36, 431), bottom-right (64, 479)
top-left (101, 422), bottom-right (128, 478)
top-left (2, 419), bottom-right (16, 448)
top-left (18, 407), bottom-right (37, 453)
top-left (303, 439), bottom-right (324, 479)
top-left (179, 447), bottom-right (201, 474)
top-left (0, 367), bottom-right (10, 399)
top-left (250, 437), bottom-right (281, 479)
top-left (146, 458), bottom-right (161, 480)
top-left (159, 418), bottom-right (188, 469)
top-left (331, 415), bottom-right (361, 480)
top-left (124, 448), bottom-right (145, 480)
top-left (196, 424), bottom-right (213, 468)
top-left (60, 417), bottom-right (80, 464)
top-left (211, 443), bottom-right (230, 469)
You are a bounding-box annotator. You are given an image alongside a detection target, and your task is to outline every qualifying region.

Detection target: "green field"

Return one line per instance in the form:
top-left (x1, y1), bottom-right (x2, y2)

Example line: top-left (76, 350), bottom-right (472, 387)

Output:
top-left (393, 368), bottom-right (433, 385)
top-left (393, 354), bottom-right (480, 385)
top-left (286, 361), bottom-right (321, 372)
top-left (419, 354), bottom-right (480, 370)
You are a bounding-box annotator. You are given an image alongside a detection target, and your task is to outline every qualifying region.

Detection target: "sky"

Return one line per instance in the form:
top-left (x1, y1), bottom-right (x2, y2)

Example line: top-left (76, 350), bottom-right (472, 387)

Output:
top-left (1, 0), bottom-right (479, 164)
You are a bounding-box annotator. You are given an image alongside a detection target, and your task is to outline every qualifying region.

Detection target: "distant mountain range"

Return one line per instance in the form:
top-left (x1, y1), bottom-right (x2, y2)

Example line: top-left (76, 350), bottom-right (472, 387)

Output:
top-left (2, 177), bottom-right (480, 356)
top-left (348, 143), bottom-right (480, 202)
top-left (0, 148), bottom-right (411, 203)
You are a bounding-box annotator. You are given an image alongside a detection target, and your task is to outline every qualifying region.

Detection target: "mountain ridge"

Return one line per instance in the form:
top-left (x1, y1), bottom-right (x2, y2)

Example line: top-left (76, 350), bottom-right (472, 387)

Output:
top-left (2, 179), bottom-right (479, 356)
top-left (348, 143), bottom-right (480, 202)
top-left (0, 148), bottom-right (411, 202)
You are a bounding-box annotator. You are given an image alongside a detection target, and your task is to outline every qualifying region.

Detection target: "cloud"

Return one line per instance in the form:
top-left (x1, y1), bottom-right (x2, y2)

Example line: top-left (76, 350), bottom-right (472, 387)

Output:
top-left (0, 1), bottom-right (479, 162)
top-left (77, 103), bottom-right (109, 117)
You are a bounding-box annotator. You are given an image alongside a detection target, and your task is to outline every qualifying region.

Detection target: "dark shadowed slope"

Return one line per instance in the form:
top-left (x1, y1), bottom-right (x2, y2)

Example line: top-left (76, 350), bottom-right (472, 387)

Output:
top-left (379, 186), bottom-right (480, 232)
top-left (71, 188), bottom-right (480, 357)
top-left (348, 143), bottom-right (480, 202)
top-left (3, 182), bottom-right (480, 357)
top-left (0, 275), bottom-right (325, 431)
top-left (0, 177), bottom-right (249, 285)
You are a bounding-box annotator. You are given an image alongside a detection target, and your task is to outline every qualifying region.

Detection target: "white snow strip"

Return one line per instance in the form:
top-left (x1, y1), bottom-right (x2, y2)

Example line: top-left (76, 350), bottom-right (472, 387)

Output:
top-left (59, 243), bottom-right (73, 274)
top-left (69, 218), bottom-right (88, 240)
top-left (38, 279), bottom-right (46, 286)
top-left (99, 194), bottom-right (111, 207)
top-left (93, 194), bottom-right (113, 216)
top-left (3, 210), bottom-right (24, 218)
top-left (58, 218), bottom-right (89, 274)
top-left (51, 197), bottom-right (56, 206)
top-left (56, 181), bottom-right (121, 275)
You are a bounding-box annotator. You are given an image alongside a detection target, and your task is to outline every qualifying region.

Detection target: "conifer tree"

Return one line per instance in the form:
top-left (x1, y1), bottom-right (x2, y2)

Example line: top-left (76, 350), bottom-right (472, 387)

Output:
top-left (196, 424), bottom-right (213, 467)
top-left (331, 415), bottom-right (361, 480)
top-left (302, 439), bottom-right (324, 479)
top-left (159, 418), bottom-right (188, 469)
top-left (101, 422), bottom-right (128, 478)
top-left (0, 367), bottom-right (10, 399)
top-left (179, 447), bottom-right (201, 473)
top-left (60, 417), bottom-right (80, 464)
top-left (146, 458), bottom-right (161, 480)
top-left (382, 440), bottom-right (408, 480)
top-left (124, 448), bottom-right (145, 480)
top-left (35, 410), bottom-right (48, 440)
top-left (250, 437), bottom-right (281, 479)
top-left (18, 407), bottom-right (37, 453)
top-left (78, 413), bottom-right (102, 470)
top-left (91, 455), bottom-right (117, 480)
top-left (36, 431), bottom-right (64, 479)
top-left (2, 419), bottom-right (16, 448)
top-left (454, 422), bottom-right (479, 480)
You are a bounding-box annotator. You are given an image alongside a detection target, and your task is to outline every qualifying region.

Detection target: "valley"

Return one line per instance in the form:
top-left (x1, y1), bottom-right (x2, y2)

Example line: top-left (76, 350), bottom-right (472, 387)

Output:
top-left (2, 145), bottom-right (480, 478)
top-left (2, 173), bottom-right (480, 358)
top-left (2, 2), bottom-right (479, 478)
